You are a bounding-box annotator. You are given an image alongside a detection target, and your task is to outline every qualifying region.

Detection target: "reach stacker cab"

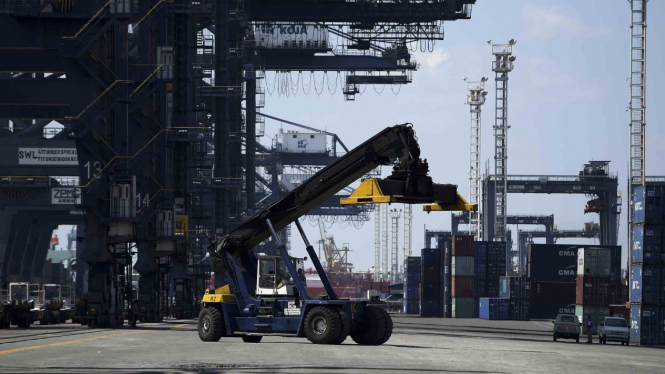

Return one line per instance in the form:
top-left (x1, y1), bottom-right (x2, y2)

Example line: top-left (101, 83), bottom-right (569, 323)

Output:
top-left (40, 284), bottom-right (63, 325)
top-left (6, 282), bottom-right (44, 328)
top-left (198, 124), bottom-right (476, 345)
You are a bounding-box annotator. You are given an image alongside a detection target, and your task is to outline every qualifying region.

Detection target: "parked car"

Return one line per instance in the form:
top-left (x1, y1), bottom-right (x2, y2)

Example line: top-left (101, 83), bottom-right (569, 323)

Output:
top-left (597, 317), bottom-right (630, 345)
top-left (553, 314), bottom-right (581, 343)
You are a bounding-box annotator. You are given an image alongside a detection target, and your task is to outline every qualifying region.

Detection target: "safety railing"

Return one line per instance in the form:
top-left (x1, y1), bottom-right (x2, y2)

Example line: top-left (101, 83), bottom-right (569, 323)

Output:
top-left (488, 174), bottom-right (618, 182)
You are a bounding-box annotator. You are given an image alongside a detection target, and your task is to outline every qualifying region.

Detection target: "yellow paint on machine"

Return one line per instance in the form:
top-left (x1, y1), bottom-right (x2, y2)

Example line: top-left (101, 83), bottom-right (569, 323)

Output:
top-left (202, 285), bottom-right (236, 303)
top-left (340, 179), bottom-right (394, 205)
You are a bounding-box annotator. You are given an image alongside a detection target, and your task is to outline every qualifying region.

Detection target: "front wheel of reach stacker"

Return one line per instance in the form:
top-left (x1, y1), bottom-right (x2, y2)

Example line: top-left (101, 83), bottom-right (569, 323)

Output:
top-left (304, 306), bottom-right (342, 344)
top-left (350, 306), bottom-right (392, 346)
top-left (198, 306), bottom-right (224, 342)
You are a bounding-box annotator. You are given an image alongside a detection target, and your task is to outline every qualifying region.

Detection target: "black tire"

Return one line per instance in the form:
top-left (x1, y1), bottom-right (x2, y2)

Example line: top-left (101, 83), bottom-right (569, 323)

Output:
top-left (553, 334), bottom-right (557, 342)
top-left (375, 308), bottom-right (393, 345)
top-left (241, 336), bottom-right (263, 343)
top-left (198, 306), bottom-right (224, 342)
top-left (350, 306), bottom-right (387, 346)
top-left (304, 306), bottom-right (342, 345)
top-left (333, 310), bottom-right (351, 345)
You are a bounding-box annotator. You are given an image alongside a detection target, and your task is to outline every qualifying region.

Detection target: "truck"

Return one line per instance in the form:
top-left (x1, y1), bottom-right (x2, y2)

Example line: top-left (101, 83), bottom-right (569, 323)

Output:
top-left (553, 313), bottom-right (581, 343)
top-left (597, 316), bottom-right (630, 345)
top-left (198, 124), bottom-right (474, 345)
top-left (6, 283), bottom-right (44, 328)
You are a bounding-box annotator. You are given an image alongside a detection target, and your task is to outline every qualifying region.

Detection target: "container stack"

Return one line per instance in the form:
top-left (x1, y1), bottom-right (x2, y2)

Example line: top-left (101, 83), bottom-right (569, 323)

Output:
top-left (403, 256), bottom-right (421, 315)
top-left (528, 244), bottom-right (579, 320)
top-left (451, 235), bottom-right (475, 318)
top-left (421, 248), bottom-right (442, 317)
top-left (487, 242), bottom-right (507, 297)
top-left (443, 240), bottom-right (452, 318)
top-left (474, 241), bottom-right (488, 315)
top-left (479, 297), bottom-right (510, 320)
top-left (575, 247), bottom-right (624, 334)
top-left (500, 276), bottom-right (530, 320)
top-left (630, 185), bottom-right (665, 345)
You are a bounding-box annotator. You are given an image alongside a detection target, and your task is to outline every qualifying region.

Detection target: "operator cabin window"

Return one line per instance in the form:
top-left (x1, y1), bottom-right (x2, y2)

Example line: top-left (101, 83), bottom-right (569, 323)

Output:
top-left (259, 260), bottom-right (276, 289)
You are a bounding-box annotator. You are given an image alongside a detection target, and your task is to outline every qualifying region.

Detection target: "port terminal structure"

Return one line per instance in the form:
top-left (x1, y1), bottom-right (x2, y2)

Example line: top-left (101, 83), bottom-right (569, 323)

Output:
top-left (0, 1), bottom-right (477, 326)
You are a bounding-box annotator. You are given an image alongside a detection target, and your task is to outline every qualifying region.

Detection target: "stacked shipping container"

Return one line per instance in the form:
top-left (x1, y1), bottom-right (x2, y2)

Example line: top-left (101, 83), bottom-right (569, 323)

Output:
top-left (403, 256), bottom-right (421, 314)
top-left (451, 236), bottom-right (475, 318)
top-left (575, 248), bottom-right (621, 334)
top-left (442, 240), bottom-right (452, 317)
top-left (630, 185), bottom-right (665, 345)
top-left (500, 276), bottom-right (530, 320)
top-left (421, 248), bottom-right (442, 317)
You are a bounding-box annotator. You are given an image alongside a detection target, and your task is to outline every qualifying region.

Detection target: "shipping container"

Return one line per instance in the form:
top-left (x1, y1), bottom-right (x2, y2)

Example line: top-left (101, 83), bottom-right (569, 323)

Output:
top-left (630, 304), bottom-right (664, 345)
top-left (474, 241), bottom-right (487, 262)
top-left (475, 261), bottom-right (487, 280)
top-left (499, 276), bottom-right (530, 300)
top-left (509, 299), bottom-right (530, 320)
top-left (528, 259), bottom-right (577, 282)
top-left (277, 131), bottom-right (328, 153)
top-left (452, 235), bottom-right (474, 256)
top-left (451, 256), bottom-right (474, 277)
top-left (576, 276), bottom-right (625, 306)
top-left (633, 225), bottom-right (665, 265)
top-left (487, 242), bottom-right (507, 261)
top-left (530, 281), bottom-right (576, 303)
top-left (421, 283), bottom-right (441, 300)
top-left (577, 248), bottom-right (612, 277)
top-left (404, 299), bottom-right (420, 314)
top-left (452, 277), bottom-right (474, 298)
top-left (421, 298), bottom-right (442, 318)
top-left (422, 264), bottom-right (441, 284)
top-left (633, 185), bottom-right (665, 225)
top-left (422, 248), bottom-right (441, 266)
top-left (531, 301), bottom-right (576, 320)
top-left (479, 297), bottom-right (510, 320)
top-left (575, 305), bottom-right (610, 334)
top-left (452, 297), bottom-right (476, 318)
top-left (475, 279), bottom-right (487, 299)
top-left (630, 265), bottom-right (664, 305)
top-left (528, 244), bottom-right (579, 264)
top-left (610, 304), bottom-right (629, 319)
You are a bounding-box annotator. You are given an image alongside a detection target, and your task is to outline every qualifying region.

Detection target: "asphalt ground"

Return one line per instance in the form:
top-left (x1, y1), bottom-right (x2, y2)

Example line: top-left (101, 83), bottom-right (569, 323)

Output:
top-left (0, 315), bottom-right (662, 374)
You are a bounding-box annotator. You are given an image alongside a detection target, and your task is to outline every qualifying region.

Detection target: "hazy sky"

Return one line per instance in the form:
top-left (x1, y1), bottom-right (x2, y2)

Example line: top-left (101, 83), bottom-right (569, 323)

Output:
top-left (259, 0), bottom-right (665, 272)
top-left (52, 1), bottom-right (665, 275)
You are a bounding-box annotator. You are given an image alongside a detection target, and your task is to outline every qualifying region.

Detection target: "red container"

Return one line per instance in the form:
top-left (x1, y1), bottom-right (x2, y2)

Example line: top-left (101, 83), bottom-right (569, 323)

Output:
top-left (530, 281), bottom-right (576, 303)
top-left (576, 276), bottom-right (624, 305)
top-left (452, 235), bottom-right (474, 256)
top-left (610, 304), bottom-right (628, 319)
top-left (452, 276), bottom-right (474, 297)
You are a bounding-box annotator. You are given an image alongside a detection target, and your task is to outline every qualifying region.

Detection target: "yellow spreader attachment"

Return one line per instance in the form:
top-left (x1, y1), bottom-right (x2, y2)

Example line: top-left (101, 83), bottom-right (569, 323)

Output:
top-left (340, 179), bottom-right (395, 205)
top-left (202, 285), bottom-right (236, 303)
top-left (423, 192), bottom-right (477, 213)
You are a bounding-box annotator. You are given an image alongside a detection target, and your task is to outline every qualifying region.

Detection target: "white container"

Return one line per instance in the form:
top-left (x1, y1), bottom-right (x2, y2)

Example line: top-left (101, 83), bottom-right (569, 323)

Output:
top-left (278, 131), bottom-right (327, 153)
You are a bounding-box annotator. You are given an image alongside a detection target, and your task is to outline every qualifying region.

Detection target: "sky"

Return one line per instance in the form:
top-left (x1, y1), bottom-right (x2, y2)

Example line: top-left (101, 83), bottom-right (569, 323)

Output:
top-left (52, 1), bottom-right (665, 275)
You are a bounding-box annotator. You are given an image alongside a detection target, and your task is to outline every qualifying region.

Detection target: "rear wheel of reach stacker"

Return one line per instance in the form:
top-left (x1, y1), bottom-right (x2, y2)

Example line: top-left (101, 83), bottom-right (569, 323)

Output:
top-left (198, 306), bottom-right (225, 342)
top-left (333, 310), bottom-right (351, 345)
top-left (304, 306), bottom-right (342, 344)
top-left (350, 306), bottom-right (392, 346)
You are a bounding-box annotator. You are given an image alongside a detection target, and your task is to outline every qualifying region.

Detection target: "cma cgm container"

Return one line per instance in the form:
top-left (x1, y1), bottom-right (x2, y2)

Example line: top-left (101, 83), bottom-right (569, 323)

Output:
top-left (633, 185), bottom-right (665, 225)
top-left (452, 235), bottom-right (474, 256)
top-left (479, 298), bottom-right (510, 320)
top-left (630, 304), bottom-right (664, 345)
top-left (630, 265), bottom-right (664, 305)
top-left (452, 297), bottom-right (476, 318)
top-left (451, 256), bottom-right (474, 277)
top-left (575, 305), bottom-right (610, 334)
top-left (632, 225), bottom-right (665, 265)
top-left (531, 301), bottom-right (576, 320)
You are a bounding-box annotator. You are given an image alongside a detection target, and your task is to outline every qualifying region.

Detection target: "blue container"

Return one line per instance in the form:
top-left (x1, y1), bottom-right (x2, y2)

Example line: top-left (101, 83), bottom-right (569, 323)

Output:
top-left (633, 185), bottom-right (665, 225)
top-left (633, 225), bottom-right (665, 265)
top-left (421, 298), bottom-right (442, 318)
top-left (509, 299), bottom-right (530, 320)
top-left (479, 297), bottom-right (510, 320)
top-left (421, 248), bottom-right (441, 266)
top-left (476, 261), bottom-right (487, 280)
top-left (630, 305), bottom-right (664, 345)
top-left (631, 265), bottom-right (664, 305)
top-left (421, 283), bottom-right (441, 300)
top-left (474, 241), bottom-right (487, 261)
top-left (405, 299), bottom-right (420, 314)
top-left (499, 276), bottom-right (530, 300)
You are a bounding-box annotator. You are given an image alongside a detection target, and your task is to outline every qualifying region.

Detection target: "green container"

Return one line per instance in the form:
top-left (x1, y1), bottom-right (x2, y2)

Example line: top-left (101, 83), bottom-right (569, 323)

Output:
top-left (575, 305), bottom-right (610, 334)
top-left (452, 297), bottom-right (476, 318)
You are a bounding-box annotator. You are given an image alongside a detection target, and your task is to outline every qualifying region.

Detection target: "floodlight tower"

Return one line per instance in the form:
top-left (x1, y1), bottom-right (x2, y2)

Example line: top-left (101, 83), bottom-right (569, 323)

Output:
top-left (403, 203), bottom-right (412, 259)
top-left (628, 0), bottom-right (647, 290)
top-left (466, 77), bottom-right (488, 240)
top-left (382, 204), bottom-right (389, 281)
top-left (390, 208), bottom-right (402, 283)
top-left (491, 40), bottom-right (517, 249)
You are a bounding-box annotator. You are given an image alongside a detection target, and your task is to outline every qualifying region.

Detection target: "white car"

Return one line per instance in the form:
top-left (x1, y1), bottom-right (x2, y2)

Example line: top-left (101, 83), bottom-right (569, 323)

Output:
top-left (598, 317), bottom-right (630, 345)
top-left (553, 314), bottom-right (581, 343)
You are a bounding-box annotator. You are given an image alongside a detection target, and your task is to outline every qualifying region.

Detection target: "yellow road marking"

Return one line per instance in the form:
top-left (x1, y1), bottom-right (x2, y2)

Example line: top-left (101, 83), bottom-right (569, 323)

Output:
top-left (0, 323), bottom-right (189, 355)
top-left (0, 331), bottom-right (148, 355)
